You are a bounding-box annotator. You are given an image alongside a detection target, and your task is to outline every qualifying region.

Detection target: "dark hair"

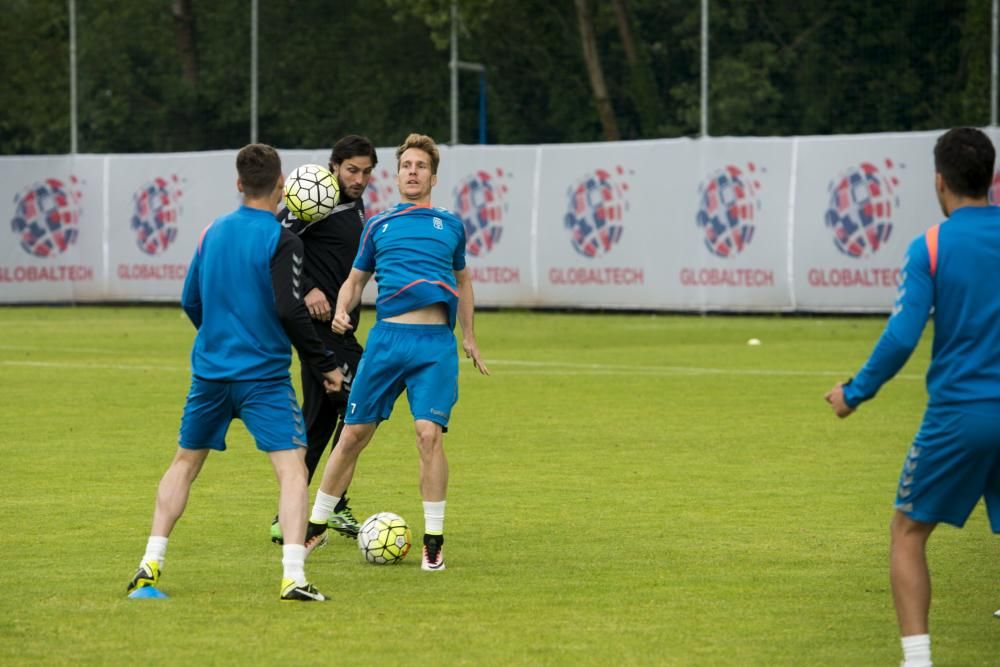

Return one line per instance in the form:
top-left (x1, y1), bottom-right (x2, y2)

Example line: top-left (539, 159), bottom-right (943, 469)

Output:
top-left (933, 128), bottom-right (995, 198)
top-left (330, 135), bottom-right (378, 167)
top-left (236, 143), bottom-right (282, 197)
top-left (396, 133), bottom-right (440, 174)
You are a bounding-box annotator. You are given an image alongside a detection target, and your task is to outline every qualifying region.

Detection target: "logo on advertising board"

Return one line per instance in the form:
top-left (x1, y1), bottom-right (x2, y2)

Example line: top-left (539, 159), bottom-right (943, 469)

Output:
top-left (697, 163), bottom-right (760, 258)
top-left (825, 160), bottom-right (899, 258)
top-left (117, 174), bottom-right (188, 281)
top-left (10, 177), bottom-right (83, 258)
top-left (363, 167), bottom-right (397, 220)
top-left (564, 167), bottom-right (629, 258)
top-left (679, 163), bottom-right (775, 289)
top-left (2, 175), bottom-right (94, 284)
top-left (455, 169), bottom-right (507, 257)
top-left (549, 166), bottom-right (643, 287)
top-left (454, 169), bottom-right (519, 285)
top-left (808, 159), bottom-right (904, 289)
top-left (131, 175), bottom-right (183, 256)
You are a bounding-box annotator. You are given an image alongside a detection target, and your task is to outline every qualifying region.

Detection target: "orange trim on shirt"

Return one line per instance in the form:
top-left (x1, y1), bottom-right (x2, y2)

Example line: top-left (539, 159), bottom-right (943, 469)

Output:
top-left (197, 222), bottom-right (214, 253)
top-left (383, 278), bottom-right (459, 302)
top-left (925, 223), bottom-right (940, 278)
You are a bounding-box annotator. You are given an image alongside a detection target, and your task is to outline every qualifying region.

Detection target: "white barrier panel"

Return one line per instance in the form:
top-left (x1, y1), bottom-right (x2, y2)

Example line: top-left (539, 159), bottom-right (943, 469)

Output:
top-left (534, 140), bottom-right (672, 309)
top-left (0, 156), bottom-right (105, 303)
top-left (436, 145), bottom-right (538, 307)
top-left (1, 131), bottom-right (994, 311)
top-left (106, 151), bottom-right (234, 300)
top-left (666, 137), bottom-right (794, 310)
top-left (792, 131), bottom-right (940, 311)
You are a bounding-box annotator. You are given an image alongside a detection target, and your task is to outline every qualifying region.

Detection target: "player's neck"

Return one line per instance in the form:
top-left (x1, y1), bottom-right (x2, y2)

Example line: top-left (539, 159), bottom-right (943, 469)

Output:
top-left (242, 196), bottom-right (278, 213)
top-left (402, 196), bottom-right (432, 207)
top-left (945, 194), bottom-right (989, 216)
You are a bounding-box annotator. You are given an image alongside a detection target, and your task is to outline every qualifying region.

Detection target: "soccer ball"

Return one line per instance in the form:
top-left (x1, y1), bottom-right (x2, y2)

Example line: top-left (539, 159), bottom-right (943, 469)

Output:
top-left (357, 512), bottom-right (412, 565)
top-left (283, 164), bottom-right (339, 222)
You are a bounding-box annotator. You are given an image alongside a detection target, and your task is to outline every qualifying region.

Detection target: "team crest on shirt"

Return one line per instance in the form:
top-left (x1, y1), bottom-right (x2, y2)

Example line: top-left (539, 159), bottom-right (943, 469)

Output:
top-left (433, 217), bottom-right (443, 230)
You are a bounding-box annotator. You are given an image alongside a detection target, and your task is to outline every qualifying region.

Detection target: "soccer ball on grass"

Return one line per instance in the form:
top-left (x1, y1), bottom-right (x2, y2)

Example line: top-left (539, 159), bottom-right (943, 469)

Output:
top-left (358, 512), bottom-right (412, 564)
top-left (283, 164), bottom-right (339, 222)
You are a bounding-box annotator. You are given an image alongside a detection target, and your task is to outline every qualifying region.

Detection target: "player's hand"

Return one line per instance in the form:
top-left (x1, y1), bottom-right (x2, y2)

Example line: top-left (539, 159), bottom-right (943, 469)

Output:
top-left (463, 338), bottom-right (490, 376)
top-left (825, 382), bottom-right (855, 418)
top-left (331, 310), bottom-right (353, 334)
top-left (304, 288), bottom-right (331, 321)
top-left (322, 368), bottom-right (345, 393)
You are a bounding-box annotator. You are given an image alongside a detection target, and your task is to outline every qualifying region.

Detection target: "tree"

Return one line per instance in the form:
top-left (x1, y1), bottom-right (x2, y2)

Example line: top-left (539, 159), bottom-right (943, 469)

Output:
top-left (574, 0), bottom-right (620, 141)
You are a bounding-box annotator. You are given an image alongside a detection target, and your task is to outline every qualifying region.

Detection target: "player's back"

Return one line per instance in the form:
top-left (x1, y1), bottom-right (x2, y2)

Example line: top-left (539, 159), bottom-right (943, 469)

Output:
top-left (927, 205), bottom-right (1000, 406)
top-left (189, 206), bottom-right (291, 381)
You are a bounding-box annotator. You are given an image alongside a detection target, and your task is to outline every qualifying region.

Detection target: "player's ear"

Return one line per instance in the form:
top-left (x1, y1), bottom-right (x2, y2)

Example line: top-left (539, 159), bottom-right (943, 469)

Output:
top-left (431, 173), bottom-right (438, 188)
top-left (236, 178), bottom-right (244, 194)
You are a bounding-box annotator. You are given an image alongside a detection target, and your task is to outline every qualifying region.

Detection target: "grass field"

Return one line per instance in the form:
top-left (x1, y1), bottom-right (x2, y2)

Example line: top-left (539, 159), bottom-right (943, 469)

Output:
top-left (0, 306), bottom-right (996, 666)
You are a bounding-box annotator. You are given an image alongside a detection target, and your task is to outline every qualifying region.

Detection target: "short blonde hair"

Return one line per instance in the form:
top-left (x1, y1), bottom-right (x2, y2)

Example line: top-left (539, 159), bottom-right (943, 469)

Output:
top-left (395, 133), bottom-right (440, 174)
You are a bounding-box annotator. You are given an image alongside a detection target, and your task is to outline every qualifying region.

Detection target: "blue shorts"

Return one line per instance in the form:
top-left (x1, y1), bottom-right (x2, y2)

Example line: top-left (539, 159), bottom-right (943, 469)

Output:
top-left (345, 321), bottom-right (458, 428)
top-left (895, 405), bottom-right (1000, 531)
top-left (178, 377), bottom-right (307, 452)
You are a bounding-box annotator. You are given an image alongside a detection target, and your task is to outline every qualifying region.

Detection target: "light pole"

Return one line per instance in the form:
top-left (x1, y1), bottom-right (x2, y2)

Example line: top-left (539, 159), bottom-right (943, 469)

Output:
top-left (251, 0), bottom-right (258, 143)
top-left (449, 1), bottom-right (487, 144)
top-left (69, 0), bottom-right (78, 153)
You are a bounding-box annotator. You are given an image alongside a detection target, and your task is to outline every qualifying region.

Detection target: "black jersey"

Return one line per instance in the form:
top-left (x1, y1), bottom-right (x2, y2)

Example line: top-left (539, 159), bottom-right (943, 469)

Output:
top-left (277, 197), bottom-right (366, 344)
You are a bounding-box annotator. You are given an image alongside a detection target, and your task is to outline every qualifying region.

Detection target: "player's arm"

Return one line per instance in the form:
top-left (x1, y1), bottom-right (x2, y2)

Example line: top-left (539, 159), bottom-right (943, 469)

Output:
top-left (271, 228), bottom-right (343, 390)
top-left (455, 267), bottom-right (489, 375)
top-left (331, 268), bottom-right (371, 334)
top-left (828, 236), bottom-right (934, 415)
top-left (180, 246), bottom-right (203, 329)
top-left (277, 207), bottom-right (328, 320)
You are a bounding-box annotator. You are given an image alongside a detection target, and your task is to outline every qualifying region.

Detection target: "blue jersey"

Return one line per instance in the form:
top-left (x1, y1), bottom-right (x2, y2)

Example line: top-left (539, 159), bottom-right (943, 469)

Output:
top-left (844, 205), bottom-right (1000, 408)
top-left (354, 203), bottom-right (467, 329)
top-left (182, 205), bottom-right (332, 381)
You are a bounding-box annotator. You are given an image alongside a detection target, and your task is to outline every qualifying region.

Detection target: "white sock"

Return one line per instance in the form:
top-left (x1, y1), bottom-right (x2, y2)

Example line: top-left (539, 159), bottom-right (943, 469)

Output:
top-left (142, 536), bottom-right (168, 568)
top-left (901, 634), bottom-right (932, 667)
top-left (281, 544), bottom-right (307, 586)
top-left (423, 500), bottom-right (446, 535)
top-left (310, 490), bottom-right (340, 524)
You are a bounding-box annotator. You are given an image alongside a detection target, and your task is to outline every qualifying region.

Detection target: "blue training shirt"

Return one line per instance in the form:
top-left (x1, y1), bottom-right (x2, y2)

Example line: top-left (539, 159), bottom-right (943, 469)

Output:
top-left (844, 205), bottom-right (1000, 408)
top-left (354, 202), bottom-right (467, 329)
top-left (182, 206), bottom-right (295, 381)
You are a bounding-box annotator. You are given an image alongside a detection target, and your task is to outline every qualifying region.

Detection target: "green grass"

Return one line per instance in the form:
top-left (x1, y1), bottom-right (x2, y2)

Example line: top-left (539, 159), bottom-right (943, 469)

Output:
top-left (0, 307), bottom-right (996, 665)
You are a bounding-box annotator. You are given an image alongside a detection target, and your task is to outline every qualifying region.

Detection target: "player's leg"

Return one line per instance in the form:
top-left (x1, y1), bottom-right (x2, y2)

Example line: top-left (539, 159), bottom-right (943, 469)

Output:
top-left (270, 362), bottom-right (340, 544)
top-left (301, 362), bottom-right (339, 482)
top-left (268, 448), bottom-right (324, 601)
top-left (890, 511), bottom-right (936, 635)
top-left (980, 425), bottom-right (1000, 619)
top-left (890, 406), bottom-right (995, 665)
top-left (238, 378), bottom-right (325, 601)
top-left (323, 411), bottom-right (362, 538)
top-left (414, 419), bottom-right (448, 571)
top-left (127, 377), bottom-right (230, 595)
top-left (128, 446), bottom-right (211, 593)
top-left (403, 325), bottom-right (459, 572)
top-left (307, 421), bottom-right (377, 547)
top-left (306, 324), bottom-right (405, 545)
top-left (322, 342), bottom-right (365, 536)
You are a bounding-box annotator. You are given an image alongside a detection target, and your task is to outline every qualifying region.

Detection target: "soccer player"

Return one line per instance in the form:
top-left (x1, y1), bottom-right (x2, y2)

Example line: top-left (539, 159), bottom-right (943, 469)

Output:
top-left (305, 133), bottom-right (490, 571)
top-left (269, 135), bottom-right (378, 545)
top-left (825, 127), bottom-right (1000, 667)
top-left (126, 144), bottom-right (344, 602)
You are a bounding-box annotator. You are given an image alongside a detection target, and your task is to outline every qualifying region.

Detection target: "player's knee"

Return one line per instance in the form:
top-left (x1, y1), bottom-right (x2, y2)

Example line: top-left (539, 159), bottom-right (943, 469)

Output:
top-left (413, 424), bottom-right (443, 454)
top-left (338, 424), bottom-right (374, 453)
top-left (890, 510), bottom-right (934, 541)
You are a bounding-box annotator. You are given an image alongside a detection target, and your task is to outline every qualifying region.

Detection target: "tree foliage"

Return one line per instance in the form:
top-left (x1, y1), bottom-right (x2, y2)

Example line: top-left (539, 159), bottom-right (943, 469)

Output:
top-left (0, 0), bottom-right (993, 154)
